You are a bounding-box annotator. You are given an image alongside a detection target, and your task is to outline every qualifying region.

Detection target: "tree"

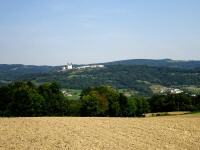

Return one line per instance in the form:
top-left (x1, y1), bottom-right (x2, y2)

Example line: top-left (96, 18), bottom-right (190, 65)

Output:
top-left (0, 86), bottom-right (11, 116)
top-left (80, 86), bottom-right (130, 117)
top-left (6, 83), bottom-right (44, 116)
top-left (81, 91), bottom-right (100, 116)
top-left (38, 82), bottom-right (69, 116)
top-left (135, 97), bottom-right (149, 116)
top-left (119, 93), bottom-right (129, 116)
top-left (127, 97), bottom-right (137, 117)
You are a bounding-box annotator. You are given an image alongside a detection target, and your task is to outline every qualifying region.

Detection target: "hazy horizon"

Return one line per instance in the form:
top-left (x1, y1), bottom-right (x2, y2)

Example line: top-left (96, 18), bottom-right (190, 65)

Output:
top-left (1, 58), bottom-right (200, 66)
top-left (0, 0), bottom-right (200, 65)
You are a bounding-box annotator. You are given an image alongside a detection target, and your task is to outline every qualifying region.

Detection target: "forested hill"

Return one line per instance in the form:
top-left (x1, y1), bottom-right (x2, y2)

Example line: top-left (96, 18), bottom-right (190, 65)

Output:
top-left (103, 59), bottom-right (200, 69)
top-left (14, 65), bottom-right (200, 96)
top-left (0, 59), bottom-right (200, 96)
top-left (0, 64), bottom-right (59, 80)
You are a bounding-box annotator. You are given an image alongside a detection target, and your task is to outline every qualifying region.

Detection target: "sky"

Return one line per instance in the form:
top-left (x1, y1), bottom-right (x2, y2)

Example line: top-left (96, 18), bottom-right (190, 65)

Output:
top-left (0, 0), bottom-right (200, 65)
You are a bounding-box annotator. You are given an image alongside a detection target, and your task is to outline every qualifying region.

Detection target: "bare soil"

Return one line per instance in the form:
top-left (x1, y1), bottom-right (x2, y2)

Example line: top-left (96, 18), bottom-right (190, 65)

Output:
top-left (0, 115), bottom-right (199, 150)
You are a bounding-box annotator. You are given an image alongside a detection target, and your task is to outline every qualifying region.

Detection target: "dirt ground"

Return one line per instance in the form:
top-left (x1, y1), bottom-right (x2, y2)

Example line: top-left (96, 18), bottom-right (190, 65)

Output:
top-left (0, 115), bottom-right (199, 150)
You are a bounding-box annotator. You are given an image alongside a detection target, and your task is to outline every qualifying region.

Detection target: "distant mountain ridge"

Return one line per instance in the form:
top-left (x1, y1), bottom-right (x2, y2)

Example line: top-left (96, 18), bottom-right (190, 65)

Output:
top-left (0, 64), bottom-right (56, 72)
top-left (1, 59), bottom-right (200, 81)
top-left (1, 59), bottom-right (200, 72)
top-left (103, 59), bottom-right (200, 69)
top-left (0, 64), bottom-right (58, 82)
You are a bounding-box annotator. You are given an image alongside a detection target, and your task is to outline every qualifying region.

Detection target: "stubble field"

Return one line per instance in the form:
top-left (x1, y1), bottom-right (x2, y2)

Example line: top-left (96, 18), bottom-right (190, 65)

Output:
top-left (0, 115), bottom-right (200, 150)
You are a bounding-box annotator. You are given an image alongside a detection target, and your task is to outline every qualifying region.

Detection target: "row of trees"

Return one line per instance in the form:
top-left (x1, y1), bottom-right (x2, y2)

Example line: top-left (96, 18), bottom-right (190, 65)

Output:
top-left (0, 82), bottom-right (69, 116)
top-left (0, 82), bottom-right (199, 117)
top-left (79, 86), bottom-right (149, 117)
top-left (149, 94), bottom-right (200, 112)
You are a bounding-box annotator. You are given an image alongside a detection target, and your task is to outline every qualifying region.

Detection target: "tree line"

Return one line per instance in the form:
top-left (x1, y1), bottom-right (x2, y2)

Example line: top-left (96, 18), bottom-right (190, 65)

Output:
top-left (0, 82), bottom-right (199, 117)
top-left (0, 82), bottom-right (69, 116)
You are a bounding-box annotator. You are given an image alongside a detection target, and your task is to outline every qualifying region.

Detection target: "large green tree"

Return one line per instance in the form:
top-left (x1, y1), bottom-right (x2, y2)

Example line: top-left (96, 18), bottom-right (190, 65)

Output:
top-left (6, 82), bottom-right (44, 116)
top-left (80, 86), bottom-right (130, 117)
top-left (38, 82), bottom-right (69, 116)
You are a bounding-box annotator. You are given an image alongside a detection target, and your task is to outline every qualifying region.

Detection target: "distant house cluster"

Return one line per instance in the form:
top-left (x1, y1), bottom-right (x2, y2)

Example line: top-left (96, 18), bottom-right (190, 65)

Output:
top-left (161, 88), bottom-right (183, 94)
top-left (62, 90), bottom-right (72, 97)
top-left (61, 63), bottom-right (104, 72)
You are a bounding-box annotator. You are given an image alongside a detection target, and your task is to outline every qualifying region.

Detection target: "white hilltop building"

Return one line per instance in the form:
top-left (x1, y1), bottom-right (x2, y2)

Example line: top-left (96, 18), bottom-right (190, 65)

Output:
top-left (77, 64), bottom-right (104, 69)
top-left (62, 63), bottom-right (73, 71)
top-left (60, 62), bottom-right (104, 72)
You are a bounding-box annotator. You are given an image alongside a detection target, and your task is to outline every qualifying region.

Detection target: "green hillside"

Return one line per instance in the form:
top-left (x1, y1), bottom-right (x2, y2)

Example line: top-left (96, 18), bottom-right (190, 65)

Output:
top-left (1, 59), bottom-right (200, 96)
top-left (16, 65), bottom-right (200, 96)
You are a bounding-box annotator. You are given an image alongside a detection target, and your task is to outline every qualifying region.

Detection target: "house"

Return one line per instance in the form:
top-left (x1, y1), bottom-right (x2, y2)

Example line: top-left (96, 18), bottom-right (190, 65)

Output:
top-left (160, 88), bottom-right (183, 94)
top-left (170, 88), bottom-right (183, 94)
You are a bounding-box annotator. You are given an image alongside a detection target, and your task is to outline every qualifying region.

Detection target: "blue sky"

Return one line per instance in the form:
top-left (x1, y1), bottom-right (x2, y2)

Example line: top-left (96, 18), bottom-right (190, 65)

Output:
top-left (0, 0), bottom-right (200, 65)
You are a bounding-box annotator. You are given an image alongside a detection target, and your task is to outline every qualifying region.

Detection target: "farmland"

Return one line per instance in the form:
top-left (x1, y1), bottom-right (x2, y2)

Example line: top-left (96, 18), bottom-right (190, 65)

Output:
top-left (0, 115), bottom-right (200, 150)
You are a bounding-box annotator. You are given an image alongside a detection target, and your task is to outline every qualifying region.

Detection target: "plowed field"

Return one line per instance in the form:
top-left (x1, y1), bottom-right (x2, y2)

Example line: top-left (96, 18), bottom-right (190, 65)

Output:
top-left (0, 115), bottom-right (200, 150)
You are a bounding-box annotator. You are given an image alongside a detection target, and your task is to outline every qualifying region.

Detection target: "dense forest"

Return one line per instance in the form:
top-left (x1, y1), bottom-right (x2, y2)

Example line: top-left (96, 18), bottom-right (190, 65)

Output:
top-left (0, 82), bottom-right (199, 117)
